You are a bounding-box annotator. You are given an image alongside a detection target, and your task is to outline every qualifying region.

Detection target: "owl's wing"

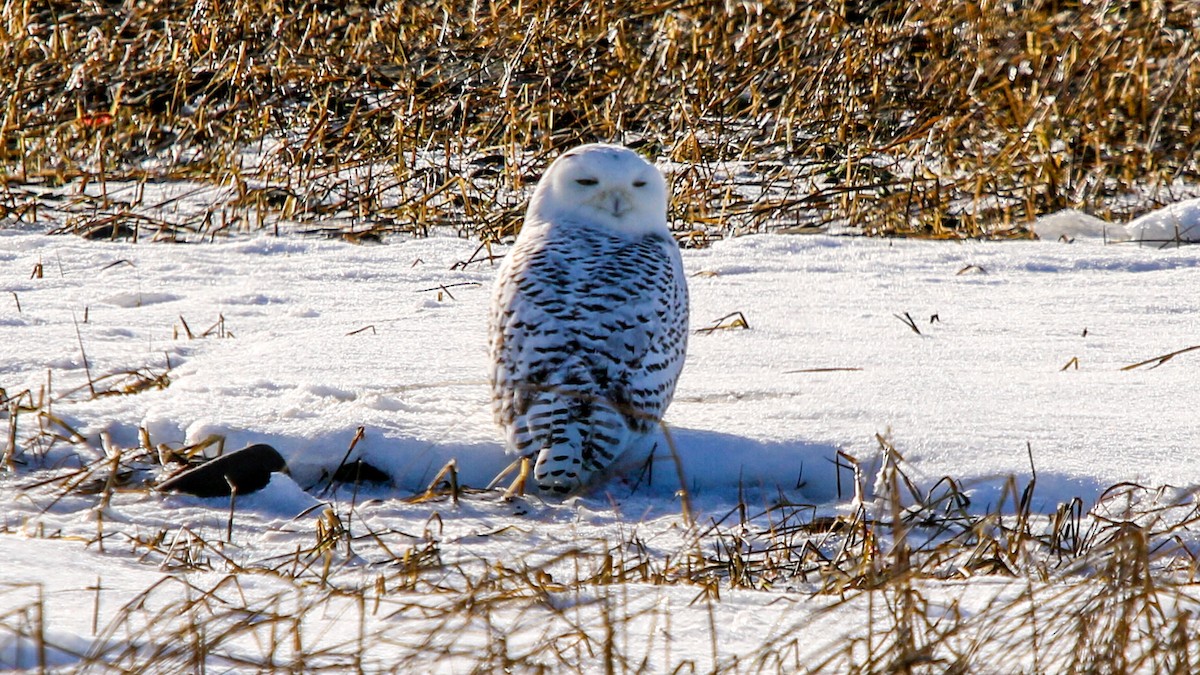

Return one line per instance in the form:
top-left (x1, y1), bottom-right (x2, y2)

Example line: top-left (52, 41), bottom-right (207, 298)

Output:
top-left (582, 231), bottom-right (689, 431)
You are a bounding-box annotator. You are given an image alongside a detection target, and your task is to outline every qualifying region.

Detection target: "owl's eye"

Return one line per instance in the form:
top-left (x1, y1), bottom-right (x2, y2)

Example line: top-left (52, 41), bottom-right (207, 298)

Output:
top-left (575, 178), bottom-right (598, 186)
top-left (632, 180), bottom-right (647, 188)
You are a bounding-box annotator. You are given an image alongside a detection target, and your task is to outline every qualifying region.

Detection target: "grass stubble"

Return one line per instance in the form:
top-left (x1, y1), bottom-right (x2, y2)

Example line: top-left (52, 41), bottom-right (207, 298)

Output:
top-left (3, 0), bottom-right (1200, 672)
top-left (1, 1), bottom-right (1199, 244)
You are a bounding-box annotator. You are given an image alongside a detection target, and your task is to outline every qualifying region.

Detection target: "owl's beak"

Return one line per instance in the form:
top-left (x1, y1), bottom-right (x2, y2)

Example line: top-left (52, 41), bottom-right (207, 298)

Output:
top-left (595, 190), bottom-right (631, 218)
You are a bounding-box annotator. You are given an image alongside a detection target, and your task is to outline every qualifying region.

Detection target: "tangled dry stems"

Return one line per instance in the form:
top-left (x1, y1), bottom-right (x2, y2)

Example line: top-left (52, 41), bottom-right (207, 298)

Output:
top-left (2, 1), bottom-right (1199, 241)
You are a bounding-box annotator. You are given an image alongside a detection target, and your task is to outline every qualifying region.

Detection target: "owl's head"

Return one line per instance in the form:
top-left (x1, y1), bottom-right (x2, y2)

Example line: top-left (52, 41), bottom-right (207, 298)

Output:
top-left (527, 143), bottom-right (669, 236)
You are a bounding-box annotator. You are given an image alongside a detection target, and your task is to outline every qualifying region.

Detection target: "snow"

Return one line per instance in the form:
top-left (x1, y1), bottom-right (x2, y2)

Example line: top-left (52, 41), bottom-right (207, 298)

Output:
top-left (1030, 198), bottom-right (1200, 244)
top-left (1028, 208), bottom-right (1122, 242)
top-left (2, 199), bottom-right (1200, 670)
top-left (1125, 197), bottom-right (1200, 243)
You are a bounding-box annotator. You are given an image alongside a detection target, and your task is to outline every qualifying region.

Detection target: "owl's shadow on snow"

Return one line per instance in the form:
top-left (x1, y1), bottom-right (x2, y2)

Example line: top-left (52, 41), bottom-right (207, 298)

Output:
top-left (193, 427), bottom-right (1111, 522)
top-left (303, 425), bottom-right (852, 512)
top-left (588, 427), bottom-right (853, 509)
top-left (581, 429), bottom-right (1106, 519)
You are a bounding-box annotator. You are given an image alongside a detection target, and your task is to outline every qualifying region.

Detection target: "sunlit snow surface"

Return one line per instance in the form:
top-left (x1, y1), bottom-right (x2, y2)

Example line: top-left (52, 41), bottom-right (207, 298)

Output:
top-left (1, 206), bottom-right (1199, 669)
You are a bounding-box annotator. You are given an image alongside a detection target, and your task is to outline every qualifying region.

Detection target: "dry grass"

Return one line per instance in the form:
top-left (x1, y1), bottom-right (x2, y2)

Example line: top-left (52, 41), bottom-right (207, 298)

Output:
top-left (2, 1), bottom-right (1199, 242)
top-left (4, 382), bottom-right (1200, 671)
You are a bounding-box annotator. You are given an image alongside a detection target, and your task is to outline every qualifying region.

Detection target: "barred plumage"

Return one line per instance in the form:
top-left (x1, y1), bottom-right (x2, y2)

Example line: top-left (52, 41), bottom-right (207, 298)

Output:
top-left (489, 144), bottom-right (689, 496)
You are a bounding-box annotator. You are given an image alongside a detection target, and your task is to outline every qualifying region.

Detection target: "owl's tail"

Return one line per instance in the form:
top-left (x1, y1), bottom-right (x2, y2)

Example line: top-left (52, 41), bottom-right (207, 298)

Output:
top-left (517, 391), bottom-right (633, 495)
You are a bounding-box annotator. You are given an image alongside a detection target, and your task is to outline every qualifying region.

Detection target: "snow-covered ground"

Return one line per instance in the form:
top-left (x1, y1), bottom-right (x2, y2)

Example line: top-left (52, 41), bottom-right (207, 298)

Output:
top-left (2, 203), bottom-right (1199, 671)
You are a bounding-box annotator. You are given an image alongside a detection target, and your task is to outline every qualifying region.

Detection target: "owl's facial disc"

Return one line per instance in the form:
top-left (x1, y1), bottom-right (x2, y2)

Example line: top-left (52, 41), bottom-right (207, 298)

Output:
top-left (528, 143), bottom-right (669, 236)
top-left (567, 162), bottom-right (656, 221)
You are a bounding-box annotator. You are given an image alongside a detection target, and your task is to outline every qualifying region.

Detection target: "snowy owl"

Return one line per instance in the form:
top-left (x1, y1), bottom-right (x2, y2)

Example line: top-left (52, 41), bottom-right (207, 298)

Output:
top-left (488, 143), bottom-right (689, 496)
